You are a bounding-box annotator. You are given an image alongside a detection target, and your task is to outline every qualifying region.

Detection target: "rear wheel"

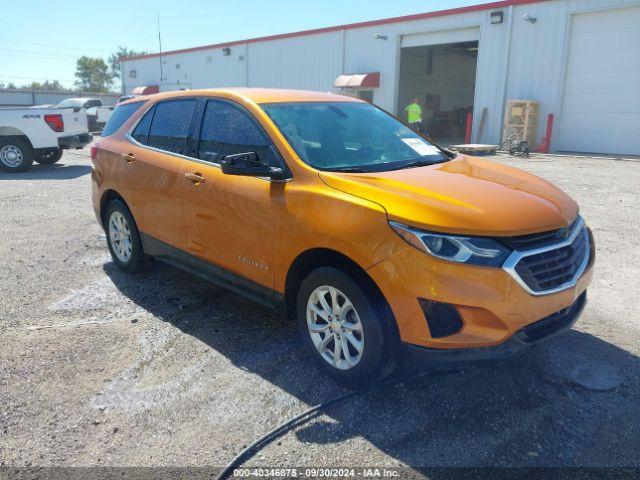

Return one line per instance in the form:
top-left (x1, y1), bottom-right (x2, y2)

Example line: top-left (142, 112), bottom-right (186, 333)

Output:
top-left (296, 267), bottom-right (390, 387)
top-left (0, 137), bottom-right (34, 173)
top-left (35, 148), bottom-right (63, 165)
top-left (104, 200), bottom-right (152, 273)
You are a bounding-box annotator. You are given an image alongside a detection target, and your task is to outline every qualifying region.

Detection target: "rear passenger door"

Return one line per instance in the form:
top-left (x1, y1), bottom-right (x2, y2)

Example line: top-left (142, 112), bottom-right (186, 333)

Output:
top-left (122, 98), bottom-right (197, 251)
top-left (181, 98), bottom-right (286, 291)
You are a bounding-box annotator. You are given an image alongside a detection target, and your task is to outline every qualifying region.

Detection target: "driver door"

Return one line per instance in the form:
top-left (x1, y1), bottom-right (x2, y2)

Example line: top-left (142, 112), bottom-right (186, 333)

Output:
top-left (181, 98), bottom-right (286, 291)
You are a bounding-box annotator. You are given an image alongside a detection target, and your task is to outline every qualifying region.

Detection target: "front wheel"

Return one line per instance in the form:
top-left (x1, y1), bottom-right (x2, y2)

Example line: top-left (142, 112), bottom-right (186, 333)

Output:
top-left (0, 137), bottom-right (34, 173)
top-left (296, 267), bottom-right (391, 387)
top-left (104, 200), bottom-right (152, 274)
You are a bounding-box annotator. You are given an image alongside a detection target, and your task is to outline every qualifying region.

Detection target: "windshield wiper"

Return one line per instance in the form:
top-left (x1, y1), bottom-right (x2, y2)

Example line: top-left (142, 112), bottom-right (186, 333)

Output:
top-left (389, 158), bottom-right (445, 171)
top-left (323, 166), bottom-right (369, 173)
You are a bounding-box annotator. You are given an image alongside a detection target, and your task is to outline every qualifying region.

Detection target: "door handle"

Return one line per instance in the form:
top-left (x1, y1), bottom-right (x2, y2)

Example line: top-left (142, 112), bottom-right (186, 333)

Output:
top-left (121, 153), bottom-right (135, 163)
top-left (185, 172), bottom-right (205, 184)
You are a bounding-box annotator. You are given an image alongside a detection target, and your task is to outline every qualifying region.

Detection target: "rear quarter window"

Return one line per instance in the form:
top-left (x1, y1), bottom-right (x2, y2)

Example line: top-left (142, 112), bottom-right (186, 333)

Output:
top-left (101, 101), bottom-right (145, 137)
top-left (131, 105), bottom-right (155, 145)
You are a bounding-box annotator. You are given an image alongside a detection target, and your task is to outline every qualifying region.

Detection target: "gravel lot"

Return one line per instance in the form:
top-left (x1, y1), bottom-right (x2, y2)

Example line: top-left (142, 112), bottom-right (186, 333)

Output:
top-left (1, 148), bottom-right (639, 475)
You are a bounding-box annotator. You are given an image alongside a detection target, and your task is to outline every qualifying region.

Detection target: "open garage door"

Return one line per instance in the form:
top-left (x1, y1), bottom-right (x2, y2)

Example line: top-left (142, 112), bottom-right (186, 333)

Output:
top-left (556, 6), bottom-right (640, 155)
top-left (398, 28), bottom-right (479, 145)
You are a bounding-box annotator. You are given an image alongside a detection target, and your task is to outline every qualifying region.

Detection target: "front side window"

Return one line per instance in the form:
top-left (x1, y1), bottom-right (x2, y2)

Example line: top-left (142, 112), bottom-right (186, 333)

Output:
top-left (147, 99), bottom-right (196, 154)
top-left (262, 102), bottom-right (448, 172)
top-left (198, 99), bottom-right (278, 166)
top-left (102, 101), bottom-right (144, 137)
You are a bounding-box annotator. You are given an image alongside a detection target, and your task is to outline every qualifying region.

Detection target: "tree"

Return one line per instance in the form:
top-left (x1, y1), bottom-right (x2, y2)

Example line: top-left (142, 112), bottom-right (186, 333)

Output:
top-left (108, 46), bottom-right (148, 79)
top-left (74, 56), bottom-right (112, 93)
top-left (27, 80), bottom-right (67, 91)
top-left (39, 80), bottom-right (66, 91)
top-left (0, 80), bottom-right (66, 91)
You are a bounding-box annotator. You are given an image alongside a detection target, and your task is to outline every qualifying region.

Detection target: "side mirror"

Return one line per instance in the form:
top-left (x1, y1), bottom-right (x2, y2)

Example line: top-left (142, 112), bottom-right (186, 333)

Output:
top-left (220, 152), bottom-right (286, 181)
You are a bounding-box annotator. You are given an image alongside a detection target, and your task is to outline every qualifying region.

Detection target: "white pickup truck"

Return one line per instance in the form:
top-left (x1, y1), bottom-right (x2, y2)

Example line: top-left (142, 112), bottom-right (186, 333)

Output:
top-left (95, 96), bottom-right (138, 129)
top-left (95, 105), bottom-right (113, 129)
top-left (0, 106), bottom-right (92, 173)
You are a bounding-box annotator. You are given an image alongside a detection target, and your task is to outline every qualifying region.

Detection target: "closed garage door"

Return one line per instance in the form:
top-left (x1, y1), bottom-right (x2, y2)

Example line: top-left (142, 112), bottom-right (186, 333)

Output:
top-left (556, 6), bottom-right (640, 155)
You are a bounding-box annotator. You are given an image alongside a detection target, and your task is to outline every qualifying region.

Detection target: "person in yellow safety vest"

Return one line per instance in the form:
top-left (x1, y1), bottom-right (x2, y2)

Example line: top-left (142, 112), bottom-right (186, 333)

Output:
top-left (404, 98), bottom-right (423, 133)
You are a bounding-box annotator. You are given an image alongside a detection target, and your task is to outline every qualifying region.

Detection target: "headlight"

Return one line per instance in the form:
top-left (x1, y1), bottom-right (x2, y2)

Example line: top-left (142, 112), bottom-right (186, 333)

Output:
top-left (389, 221), bottom-right (511, 267)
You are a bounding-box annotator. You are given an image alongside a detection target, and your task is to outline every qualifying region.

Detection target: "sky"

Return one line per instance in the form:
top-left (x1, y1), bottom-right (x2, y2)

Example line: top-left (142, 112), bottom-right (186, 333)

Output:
top-left (0, 0), bottom-right (485, 90)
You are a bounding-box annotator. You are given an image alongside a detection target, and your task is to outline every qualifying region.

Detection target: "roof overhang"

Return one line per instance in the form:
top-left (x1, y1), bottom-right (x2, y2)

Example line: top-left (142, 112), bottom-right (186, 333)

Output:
top-left (334, 72), bottom-right (380, 89)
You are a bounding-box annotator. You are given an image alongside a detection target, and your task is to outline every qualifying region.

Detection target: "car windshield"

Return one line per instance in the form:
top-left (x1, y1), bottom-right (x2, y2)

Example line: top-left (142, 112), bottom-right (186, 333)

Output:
top-left (262, 101), bottom-right (449, 172)
top-left (56, 99), bottom-right (84, 108)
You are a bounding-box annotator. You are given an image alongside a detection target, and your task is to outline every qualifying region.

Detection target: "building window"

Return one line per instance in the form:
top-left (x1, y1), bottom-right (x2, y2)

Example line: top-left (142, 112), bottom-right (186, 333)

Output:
top-left (128, 70), bottom-right (137, 79)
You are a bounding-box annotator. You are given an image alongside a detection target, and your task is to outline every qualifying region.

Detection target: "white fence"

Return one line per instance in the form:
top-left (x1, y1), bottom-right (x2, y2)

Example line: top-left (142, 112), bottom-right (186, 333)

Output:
top-left (0, 89), bottom-right (119, 107)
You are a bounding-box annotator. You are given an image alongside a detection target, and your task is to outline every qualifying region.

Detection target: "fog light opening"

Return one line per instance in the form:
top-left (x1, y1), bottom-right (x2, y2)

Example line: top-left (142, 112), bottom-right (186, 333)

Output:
top-left (418, 299), bottom-right (464, 339)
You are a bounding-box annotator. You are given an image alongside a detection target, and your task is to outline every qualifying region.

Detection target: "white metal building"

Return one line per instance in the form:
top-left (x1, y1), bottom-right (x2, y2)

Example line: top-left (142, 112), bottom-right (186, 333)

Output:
top-left (121, 0), bottom-right (640, 155)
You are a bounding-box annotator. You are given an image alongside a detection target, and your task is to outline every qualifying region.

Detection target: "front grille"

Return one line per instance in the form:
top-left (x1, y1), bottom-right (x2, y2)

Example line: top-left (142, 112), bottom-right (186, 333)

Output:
top-left (514, 227), bottom-right (589, 292)
top-left (516, 292), bottom-right (586, 344)
top-left (500, 217), bottom-right (580, 251)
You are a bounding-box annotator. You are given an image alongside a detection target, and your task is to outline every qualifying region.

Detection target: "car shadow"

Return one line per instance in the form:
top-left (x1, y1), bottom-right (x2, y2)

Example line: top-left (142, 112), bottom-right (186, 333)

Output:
top-left (103, 260), bottom-right (640, 471)
top-left (0, 163), bottom-right (91, 180)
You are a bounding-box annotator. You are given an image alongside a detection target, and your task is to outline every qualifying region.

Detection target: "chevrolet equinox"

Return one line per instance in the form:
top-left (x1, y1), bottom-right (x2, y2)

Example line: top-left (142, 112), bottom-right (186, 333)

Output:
top-left (92, 89), bottom-right (594, 385)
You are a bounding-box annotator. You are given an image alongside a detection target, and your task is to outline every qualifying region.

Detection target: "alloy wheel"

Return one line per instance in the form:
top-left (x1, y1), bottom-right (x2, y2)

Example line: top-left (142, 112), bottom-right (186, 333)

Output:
top-left (306, 285), bottom-right (364, 370)
top-left (108, 211), bottom-right (133, 263)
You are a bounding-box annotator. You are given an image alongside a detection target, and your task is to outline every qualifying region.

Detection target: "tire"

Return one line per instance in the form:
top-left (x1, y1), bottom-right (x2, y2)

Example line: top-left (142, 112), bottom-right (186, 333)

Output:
top-left (0, 137), bottom-right (34, 173)
top-left (35, 148), bottom-right (63, 165)
top-left (88, 115), bottom-right (98, 132)
top-left (296, 267), bottom-right (391, 387)
top-left (104, 199), bottom-right (152, 274)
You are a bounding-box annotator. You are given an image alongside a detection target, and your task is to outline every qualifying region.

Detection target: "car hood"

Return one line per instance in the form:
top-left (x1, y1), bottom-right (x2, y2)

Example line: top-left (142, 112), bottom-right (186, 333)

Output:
top-left (318, 155), bottom-right (578, 236)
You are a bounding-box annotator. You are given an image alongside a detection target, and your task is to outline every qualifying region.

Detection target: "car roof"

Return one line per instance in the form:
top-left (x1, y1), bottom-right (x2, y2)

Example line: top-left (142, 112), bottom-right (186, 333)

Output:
top-left (118, 88), bottom-right (361, 106)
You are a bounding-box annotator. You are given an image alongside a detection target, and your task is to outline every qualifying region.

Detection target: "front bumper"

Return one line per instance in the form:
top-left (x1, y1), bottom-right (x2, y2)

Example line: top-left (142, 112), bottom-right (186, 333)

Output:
top-left (367, 229), bottom-right (594, 349)
top-left (58, 133), bottom-right (92, 149)
top-left (402, 291), bottom-right (587, 371)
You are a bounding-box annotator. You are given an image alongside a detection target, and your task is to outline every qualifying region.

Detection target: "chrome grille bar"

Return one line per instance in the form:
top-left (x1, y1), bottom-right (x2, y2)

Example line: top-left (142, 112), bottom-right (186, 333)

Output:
top-left (503, 217), bottom-right (590, 296)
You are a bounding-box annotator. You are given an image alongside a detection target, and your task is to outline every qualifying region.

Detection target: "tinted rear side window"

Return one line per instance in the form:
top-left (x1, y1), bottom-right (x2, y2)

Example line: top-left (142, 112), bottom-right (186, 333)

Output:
top-left (102, 101), bottom-right (144, 137)
top-left (198, 99), bottom-right (277, 165)
top-left (147, 100), bottom-right (196, 154)
top-left (131, 105), bottom-right (155, 145)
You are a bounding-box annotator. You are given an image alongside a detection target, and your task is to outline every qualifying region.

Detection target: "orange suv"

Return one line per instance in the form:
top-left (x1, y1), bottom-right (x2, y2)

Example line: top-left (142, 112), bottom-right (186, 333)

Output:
top-left (92, 88), bottom-right (594, 385)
